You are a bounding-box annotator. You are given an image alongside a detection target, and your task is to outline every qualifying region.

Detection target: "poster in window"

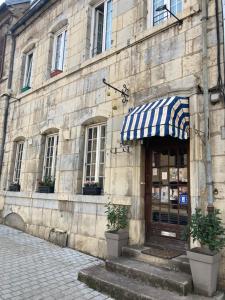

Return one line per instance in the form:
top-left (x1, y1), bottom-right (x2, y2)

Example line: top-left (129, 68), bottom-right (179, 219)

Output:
top-left (152, 168), bottom-right (160, 182)
top-left (161, 186), bottom-right (168, 203)
top-left (170, 168), bottom-right (178, 182)
top-left (179, 168), bottom-right (188, 182)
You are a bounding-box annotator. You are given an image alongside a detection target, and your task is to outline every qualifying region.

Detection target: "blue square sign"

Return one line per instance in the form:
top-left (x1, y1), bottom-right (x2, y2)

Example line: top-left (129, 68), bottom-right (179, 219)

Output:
top-left (179, 193), bottom-right (188, 205)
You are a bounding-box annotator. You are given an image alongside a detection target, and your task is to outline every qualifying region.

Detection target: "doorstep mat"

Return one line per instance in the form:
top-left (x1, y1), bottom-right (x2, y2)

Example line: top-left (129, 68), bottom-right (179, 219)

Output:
top-left (141, 245), bottom-right (184, 259)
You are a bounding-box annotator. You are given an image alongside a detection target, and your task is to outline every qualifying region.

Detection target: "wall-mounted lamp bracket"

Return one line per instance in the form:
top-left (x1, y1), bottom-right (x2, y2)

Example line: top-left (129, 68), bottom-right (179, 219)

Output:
top-left (103, 78), bottom-right (129, 103)
top-left (156, 4), bottom-right (183, 25)
top-left (110, 145), bottom-right (130, 154)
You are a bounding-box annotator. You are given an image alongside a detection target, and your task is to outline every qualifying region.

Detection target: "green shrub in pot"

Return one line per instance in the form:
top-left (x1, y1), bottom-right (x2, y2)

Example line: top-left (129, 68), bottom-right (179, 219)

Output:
top-left (183, 208), bottom-right (225, 296)
top-left (105, 202), bottom-right (129, 258)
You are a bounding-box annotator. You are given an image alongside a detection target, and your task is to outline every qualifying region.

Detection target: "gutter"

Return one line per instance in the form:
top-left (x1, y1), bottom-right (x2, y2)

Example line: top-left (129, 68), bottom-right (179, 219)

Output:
top-left (202, 0), bottom-right (214, 211)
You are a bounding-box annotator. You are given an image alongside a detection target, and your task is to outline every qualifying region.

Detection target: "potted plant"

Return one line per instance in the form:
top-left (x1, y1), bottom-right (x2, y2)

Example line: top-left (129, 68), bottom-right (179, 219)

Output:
top-left (183, 208), bottom-right (225, 296)
top-left (83, 181), bottom-right (101, 195)
top-left (37, 177), bottom-right (55, 193)
top-left (8, 182), bottom-right (20, 192)
top-left (105, 202), bottom-right (129, 258)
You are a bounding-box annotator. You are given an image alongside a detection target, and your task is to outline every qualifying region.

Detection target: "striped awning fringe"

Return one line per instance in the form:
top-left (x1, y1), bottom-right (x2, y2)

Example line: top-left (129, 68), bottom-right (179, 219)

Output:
top-left (121, 96), bottom-right (189, 142)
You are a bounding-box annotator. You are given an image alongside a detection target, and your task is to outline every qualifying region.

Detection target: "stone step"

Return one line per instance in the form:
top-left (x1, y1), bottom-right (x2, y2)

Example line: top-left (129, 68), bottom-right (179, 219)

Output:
top-left (78, 264), bottom-right (224, 300)
top-left (122, 245), bottom-right (191, 274)
top-left (106, 257), bottom-right (192, 296)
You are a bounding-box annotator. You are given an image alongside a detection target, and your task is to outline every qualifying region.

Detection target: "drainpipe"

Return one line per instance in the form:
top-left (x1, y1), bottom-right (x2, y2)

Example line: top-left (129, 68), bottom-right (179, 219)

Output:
top-left (202, 0), bottom-right (214, 211)
top-left (0, 32), bottom-right (16, 179)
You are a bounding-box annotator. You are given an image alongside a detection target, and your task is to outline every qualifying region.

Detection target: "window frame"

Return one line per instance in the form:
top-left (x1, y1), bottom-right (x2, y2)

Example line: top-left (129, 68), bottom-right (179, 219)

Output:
top-left (23, 49), bottom-right (33, 88)
top-left (51, 27), bottom-right (67, 72)
top-left (90, 0), bottom-right (112, 57)
top-left (83, 123), bottom-right (106, 188)
top-left (42, 133), bottom-right (59, 181)
top-left (13, 141), bottom-right (24, 184)
top-left (148, 0), bottom-right (182, 27)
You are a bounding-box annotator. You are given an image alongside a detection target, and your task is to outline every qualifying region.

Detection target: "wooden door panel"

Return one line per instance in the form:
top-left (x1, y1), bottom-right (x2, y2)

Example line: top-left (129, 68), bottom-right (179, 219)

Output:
top-left (145, 137), bottom-right (190, 248)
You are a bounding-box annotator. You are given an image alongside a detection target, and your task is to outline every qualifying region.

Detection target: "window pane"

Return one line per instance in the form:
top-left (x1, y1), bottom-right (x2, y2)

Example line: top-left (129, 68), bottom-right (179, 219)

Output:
top-left (171, 0), bottom-right (182, 15)
top-left (101, 125), bottom-right (106, 137)
top-left (24, 52), bottom-right (33, 87)
top-left (95, 8), bottom-right (104, 54)
top-left (153, 0), bottom-right (167, 25)
top-left (43, 134), bottom-right (58, 180)
top-left (55, 33), bottom-right (62, 70)
top-left (105, 0), bottom-right (112, 50)
top-left (14, 142), bottom-right (24, 183)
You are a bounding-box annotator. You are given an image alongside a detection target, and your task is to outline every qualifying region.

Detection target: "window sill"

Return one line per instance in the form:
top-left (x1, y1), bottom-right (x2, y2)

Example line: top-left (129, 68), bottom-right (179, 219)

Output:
top-left (50, 69), bottom-right (63, 78)
top-left (21, 86), bottom-right (31, 93)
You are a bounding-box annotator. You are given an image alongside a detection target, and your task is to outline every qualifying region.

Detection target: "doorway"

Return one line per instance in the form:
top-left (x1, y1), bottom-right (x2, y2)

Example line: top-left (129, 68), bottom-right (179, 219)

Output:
top-left (145, 137), bottom-right (190, 250)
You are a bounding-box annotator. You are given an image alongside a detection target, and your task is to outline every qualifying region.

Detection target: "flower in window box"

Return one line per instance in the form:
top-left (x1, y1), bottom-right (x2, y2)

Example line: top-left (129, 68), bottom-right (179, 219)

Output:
top-left (83, 181), bottom-right (101, 195)
top-left (37, 177), bottom-right (55, 193)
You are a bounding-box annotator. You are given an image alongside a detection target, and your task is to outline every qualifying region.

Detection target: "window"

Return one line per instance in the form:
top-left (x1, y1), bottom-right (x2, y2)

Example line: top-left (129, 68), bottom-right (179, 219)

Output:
top-left (91, 0), bottom-right (112, 56)
top-left (42, 134), bottom-right (58, 180)
top-left (83, 123), bottom-right (106, 188)
top-left (51, 29), bottom-right (67, 73)
top-left (23, 50), bottom-right (33, 89)
top-left (152, 0), bottom-right (182, 26)
top-left (13, 142), bottom-right (24, 184)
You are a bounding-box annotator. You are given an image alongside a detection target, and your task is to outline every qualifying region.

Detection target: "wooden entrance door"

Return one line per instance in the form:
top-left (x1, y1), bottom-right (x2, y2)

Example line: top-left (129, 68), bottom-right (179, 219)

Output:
top-left (145, 137), bottom-right (190, 249)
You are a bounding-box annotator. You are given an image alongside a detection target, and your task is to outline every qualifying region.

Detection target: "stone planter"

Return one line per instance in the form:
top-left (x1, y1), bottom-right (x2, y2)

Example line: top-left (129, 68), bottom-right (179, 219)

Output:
top-left (37, 185), bottom-right (54, 193)
top-left (187, 249), bottom-right (221, 297)
top-left (83, 186), bottom-right (101, 195)
top-left (105, 230), bottom-right (129, 258)
top-left (8, 183), bottom-right (20, 191)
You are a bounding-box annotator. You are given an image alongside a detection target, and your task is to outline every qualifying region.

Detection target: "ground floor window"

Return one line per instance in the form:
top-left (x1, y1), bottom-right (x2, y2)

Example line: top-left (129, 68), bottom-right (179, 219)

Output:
top-left (13, 141), bottom-right (24, 183)
top-left (83, 123), bottom-right (106, 189)
top-left (42, 134), bottom-right (59, 181)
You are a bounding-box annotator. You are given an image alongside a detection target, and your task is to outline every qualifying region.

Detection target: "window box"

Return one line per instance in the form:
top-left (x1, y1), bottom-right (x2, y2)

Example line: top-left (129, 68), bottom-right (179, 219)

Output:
top-left (37, 185), bottom-right (54, 193)
top-left (8, 183), bottom-right (20, 192)
top-left (50, 69), bottom-right (63, 78)
top-left (83, 186), bottom-right (101, 195)
top-left (21, 86), bottom-right (31, 93)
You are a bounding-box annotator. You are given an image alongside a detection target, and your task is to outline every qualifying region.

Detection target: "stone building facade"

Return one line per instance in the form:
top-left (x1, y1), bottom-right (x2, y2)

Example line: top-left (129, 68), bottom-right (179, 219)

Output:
top-left (0, 0), bottom-right (225, 287)
top-left (0, 0), bottom-right (30, 222)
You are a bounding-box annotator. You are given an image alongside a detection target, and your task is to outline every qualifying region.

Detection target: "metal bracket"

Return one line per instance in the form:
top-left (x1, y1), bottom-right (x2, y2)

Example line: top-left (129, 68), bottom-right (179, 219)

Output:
top-left (189, 128), bottom-right (205, 144)
top-left (103, 78), bottom-right (129, 104)
top-left (110, 145), bottom-right (130, 154)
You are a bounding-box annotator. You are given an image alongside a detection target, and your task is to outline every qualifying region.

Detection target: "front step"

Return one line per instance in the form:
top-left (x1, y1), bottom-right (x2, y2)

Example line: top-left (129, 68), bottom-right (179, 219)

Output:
top-left (122, 245), bottom-right (191, 274)
top-left (78, 264), bottom-right (224, 300)
top-left (106, 257), bottom-right (192, 296)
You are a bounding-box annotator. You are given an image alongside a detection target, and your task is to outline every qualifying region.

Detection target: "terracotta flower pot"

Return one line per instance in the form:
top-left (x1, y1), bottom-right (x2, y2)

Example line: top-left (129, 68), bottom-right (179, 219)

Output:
top-left (187, 248), bottom-right (220, 297)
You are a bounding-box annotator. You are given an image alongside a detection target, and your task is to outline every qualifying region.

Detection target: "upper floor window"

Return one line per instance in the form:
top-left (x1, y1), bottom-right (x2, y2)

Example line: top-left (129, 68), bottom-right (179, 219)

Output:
top-left (91, 0), bottom-right (112, 56)
top-left (51, 28), bottom-right (67, 76)
top-left (22, 50), bottom-right (33, 91)
top-left (152, 0), bottom-right (182, 26)
top-left (83, 123), bottom-right (106, 189)
top-left (43, 133), bottom-right (59, 181)
top-left (13, 141), bottom-right (24, 184)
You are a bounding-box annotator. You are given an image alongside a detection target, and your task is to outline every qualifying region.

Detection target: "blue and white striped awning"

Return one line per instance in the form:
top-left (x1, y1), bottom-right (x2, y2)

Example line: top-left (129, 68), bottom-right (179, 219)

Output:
top-left (121, 96), bottom-right (189, 142)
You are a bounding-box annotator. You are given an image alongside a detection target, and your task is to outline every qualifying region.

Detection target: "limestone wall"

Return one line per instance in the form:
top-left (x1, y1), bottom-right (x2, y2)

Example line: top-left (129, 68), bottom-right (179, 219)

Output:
top-left (0, 0), bottom-right (225, 288)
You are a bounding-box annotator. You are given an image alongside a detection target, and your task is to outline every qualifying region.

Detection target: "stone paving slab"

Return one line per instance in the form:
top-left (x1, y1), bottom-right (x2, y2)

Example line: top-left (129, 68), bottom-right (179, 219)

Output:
top-left (0, 225), bottom-right (113, 300)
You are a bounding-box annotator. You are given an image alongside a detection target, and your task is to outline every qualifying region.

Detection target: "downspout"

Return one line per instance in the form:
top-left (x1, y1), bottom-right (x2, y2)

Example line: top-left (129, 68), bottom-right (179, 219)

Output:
top-left (0, 32), bottom-right (16, 179)
top-left (202, 0), bottom-right (214, 210)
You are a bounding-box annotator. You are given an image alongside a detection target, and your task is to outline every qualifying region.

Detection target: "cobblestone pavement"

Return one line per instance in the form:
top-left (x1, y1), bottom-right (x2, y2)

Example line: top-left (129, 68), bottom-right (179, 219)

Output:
top-left (0, 225), bottom-right (113, 300)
